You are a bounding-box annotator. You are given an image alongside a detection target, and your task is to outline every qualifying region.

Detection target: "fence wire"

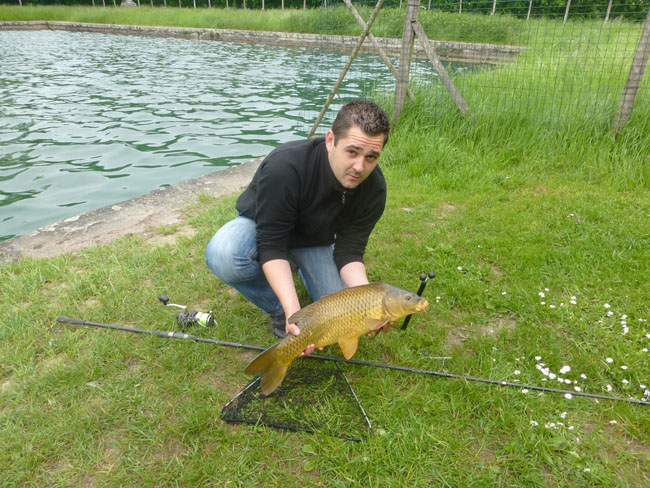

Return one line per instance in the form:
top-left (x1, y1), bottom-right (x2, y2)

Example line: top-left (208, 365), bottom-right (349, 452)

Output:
top-left (301, 0), bottom-right (649, 134)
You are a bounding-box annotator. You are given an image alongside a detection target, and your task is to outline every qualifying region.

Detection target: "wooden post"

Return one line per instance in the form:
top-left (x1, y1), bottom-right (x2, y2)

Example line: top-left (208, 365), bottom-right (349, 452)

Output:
top-left (605, 0), bottom-right (613, 23)
top-left (393, 0), bottom-right (419, 127)
top-left (309, 0), bottom-right (385, 137)
top-left (491, 0), bottom-right (496, 16)
top-left (563, 0), bottom-right (571, 24)
top-left (459, 0), bottom-right (462, 14)
top-left (527, 0), bottom-right (532, 21)
top-left (412, 21), bottom-right (469, 115)
top-left (612, 8), bottom-right (650, 134)
top-left (343, 0), bottom-right (415, 101)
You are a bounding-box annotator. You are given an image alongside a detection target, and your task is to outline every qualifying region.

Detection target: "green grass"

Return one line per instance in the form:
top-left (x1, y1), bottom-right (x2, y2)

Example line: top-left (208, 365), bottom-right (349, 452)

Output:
top-left (2, 5), bottom-right (650, 486)
top-left (2, 4), bottom-right (643, 45)
top-left (2, 91), bottom-right (650, 485)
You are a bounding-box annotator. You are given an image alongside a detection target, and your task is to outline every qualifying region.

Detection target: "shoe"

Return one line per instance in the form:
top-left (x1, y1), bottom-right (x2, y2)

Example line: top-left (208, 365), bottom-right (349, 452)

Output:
top-left (269, 313), bottom-right (287, 338)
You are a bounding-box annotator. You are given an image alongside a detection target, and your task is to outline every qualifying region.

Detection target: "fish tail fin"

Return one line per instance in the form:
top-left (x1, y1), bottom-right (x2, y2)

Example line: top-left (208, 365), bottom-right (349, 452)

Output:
top-left (244, 344), bottom-right (290, 396)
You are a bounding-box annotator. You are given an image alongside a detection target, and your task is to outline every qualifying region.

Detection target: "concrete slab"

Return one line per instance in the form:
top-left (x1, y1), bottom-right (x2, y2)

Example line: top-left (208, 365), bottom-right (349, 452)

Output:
top-left (0, 158), bottom-right (262, 262)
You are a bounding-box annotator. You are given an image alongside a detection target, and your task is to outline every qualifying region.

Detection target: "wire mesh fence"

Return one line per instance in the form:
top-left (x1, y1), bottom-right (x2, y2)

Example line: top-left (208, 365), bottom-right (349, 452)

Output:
top-left (302, 0), bottom-right (650, 134)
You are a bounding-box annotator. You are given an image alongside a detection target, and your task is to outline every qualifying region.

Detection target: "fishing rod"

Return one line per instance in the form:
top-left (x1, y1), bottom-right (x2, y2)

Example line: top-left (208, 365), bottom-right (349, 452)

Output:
top-left (55, 315), bottom-right (650, 407)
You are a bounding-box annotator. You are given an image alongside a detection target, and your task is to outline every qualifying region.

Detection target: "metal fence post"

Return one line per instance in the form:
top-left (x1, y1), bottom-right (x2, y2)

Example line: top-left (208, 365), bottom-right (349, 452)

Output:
top-left (393, 0), bottom-right (419, 127)
top-left (612, 8), bottom-right (650, 134)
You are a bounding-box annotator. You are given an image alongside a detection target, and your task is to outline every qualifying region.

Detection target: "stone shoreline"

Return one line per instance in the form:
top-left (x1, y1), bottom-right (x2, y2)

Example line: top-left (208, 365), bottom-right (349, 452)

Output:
top-left (0, 159), bottom-right (262, 262)
top-left (0, 20), bottom-right (524, 63)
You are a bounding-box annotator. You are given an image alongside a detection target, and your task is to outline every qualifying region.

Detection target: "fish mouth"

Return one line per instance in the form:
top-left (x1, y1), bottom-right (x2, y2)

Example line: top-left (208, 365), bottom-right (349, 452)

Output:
top-left (416, 298), bottom-right (429, 311)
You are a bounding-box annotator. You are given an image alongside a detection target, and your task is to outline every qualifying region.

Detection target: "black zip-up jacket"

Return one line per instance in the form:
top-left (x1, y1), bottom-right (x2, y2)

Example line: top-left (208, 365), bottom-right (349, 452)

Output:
top-left (235, 137), bottom-right (386, 271)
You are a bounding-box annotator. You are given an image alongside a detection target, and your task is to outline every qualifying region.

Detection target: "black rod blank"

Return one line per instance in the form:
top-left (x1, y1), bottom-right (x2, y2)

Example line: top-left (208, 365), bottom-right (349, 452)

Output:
top-left (56, 315), bottom-right (650, 407)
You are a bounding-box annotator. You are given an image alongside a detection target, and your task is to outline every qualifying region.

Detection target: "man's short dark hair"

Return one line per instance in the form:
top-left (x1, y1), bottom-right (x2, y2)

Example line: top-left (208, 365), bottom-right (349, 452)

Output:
top-left (331, 99), bottom-right (390, 146)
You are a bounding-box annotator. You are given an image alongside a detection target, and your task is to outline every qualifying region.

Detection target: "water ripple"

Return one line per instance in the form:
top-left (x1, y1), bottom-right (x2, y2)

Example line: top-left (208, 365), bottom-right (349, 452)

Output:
top-left (0, 29), bottom-right (450, 241)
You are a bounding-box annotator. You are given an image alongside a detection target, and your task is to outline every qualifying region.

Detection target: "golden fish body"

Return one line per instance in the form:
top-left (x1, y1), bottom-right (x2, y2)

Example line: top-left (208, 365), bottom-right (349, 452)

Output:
top-left (244, 282), bottom-right (429, 395)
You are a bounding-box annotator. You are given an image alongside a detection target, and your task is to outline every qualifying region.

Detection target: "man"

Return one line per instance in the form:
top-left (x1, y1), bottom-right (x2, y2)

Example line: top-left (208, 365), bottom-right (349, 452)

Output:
top-left (206, 99), bottom-right (390, 356)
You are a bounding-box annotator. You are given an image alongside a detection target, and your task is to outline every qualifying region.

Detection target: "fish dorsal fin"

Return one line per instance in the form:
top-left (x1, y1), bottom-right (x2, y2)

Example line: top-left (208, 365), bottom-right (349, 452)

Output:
top-left (366, 317), bottom-right (389, 331)
top-left (338, 335), bottom-right (359, 359)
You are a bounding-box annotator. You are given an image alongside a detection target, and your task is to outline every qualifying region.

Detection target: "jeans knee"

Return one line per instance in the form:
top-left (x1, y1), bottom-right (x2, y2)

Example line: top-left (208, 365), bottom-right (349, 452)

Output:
top-left (205, 221), bottom-right (259, 284)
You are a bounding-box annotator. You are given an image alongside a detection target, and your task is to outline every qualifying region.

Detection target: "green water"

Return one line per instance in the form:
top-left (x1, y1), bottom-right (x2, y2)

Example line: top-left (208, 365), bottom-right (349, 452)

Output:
top-left (0, 29), bottom-right (465, 241)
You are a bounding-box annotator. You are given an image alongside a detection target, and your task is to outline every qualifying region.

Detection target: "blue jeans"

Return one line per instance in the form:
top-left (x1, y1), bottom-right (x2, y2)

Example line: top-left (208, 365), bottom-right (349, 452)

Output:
top-left (205, 216), bottom-right (345, 316)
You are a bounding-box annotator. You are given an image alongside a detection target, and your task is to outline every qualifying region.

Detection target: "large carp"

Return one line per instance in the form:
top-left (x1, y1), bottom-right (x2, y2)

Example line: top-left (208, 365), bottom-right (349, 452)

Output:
top-left (245, 283), bottom-right (429, 396)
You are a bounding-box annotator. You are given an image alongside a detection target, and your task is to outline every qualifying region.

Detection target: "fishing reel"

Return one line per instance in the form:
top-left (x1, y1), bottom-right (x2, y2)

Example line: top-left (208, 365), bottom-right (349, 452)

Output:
top-left (158, 295), bottom-right (216, 331)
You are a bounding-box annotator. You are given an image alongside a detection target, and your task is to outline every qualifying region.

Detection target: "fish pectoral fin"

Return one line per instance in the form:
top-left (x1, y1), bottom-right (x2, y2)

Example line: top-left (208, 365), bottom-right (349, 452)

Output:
top-left (338, 335), bottom-right (359, 360)
top-left (365, 317), bottom-right (390, 331)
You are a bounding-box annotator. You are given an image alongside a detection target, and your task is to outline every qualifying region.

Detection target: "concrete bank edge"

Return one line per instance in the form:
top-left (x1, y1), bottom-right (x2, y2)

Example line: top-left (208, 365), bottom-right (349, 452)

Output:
top-left (0, 20), bottom-right (524, 62)
top-left (0, 158), bottom-right (263, 262)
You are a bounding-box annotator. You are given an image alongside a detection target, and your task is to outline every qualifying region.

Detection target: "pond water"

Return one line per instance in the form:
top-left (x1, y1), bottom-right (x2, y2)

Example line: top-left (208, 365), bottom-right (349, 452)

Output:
top-left (0, 29), bottom-right (467, 241)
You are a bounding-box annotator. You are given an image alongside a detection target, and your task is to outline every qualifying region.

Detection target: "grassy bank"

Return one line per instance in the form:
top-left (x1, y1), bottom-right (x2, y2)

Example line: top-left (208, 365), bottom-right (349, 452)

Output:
top-left (2, 4), bottom-right (641, 45)
top-left (2, 91), bottom-right (650, 485)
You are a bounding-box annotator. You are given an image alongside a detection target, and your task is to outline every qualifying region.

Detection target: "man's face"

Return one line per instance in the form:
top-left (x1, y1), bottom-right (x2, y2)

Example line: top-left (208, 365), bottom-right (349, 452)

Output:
top-left (325, 126), bottom-right (385, 189)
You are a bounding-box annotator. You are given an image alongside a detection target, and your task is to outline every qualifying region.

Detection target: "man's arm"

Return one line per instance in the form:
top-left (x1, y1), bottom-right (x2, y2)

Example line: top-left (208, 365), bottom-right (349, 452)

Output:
top-left (339, 261), bottom-right (370, 287)
top-left (262, 259), bottom-right (317, 356)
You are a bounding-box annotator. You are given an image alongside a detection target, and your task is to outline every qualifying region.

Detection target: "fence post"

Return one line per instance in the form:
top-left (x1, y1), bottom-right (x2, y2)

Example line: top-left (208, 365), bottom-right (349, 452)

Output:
top-left (563, 0), bottom-right (571, 24)
top-left (612, 8), bottom-right (650, 134)
top-left (491, 0), bottom-right (496, 16)
top-left (526, 0), bottom-right (532, 21)
top-left (412, 21), bottom-right (469, 115)
top-left (605, 0), bottom-right (613, 23)
top-left (393, 0), bottom-right (419, 127)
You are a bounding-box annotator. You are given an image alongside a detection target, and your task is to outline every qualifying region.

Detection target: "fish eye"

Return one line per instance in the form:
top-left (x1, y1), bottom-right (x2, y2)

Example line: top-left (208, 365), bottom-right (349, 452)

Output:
top-left (406, 295), bottom-right (412, 300)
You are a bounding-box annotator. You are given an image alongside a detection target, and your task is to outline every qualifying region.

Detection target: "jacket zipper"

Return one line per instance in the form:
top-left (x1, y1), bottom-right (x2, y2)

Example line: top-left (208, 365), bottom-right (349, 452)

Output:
top-left (341, 190), bottom-right (347, 205)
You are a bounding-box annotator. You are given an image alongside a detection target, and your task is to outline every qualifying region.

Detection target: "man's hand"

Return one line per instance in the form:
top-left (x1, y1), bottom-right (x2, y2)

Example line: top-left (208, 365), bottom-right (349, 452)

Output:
top-left (286, 320), bottom-right (323, 357)
top-left (368, 320), bottom-right (398, 337)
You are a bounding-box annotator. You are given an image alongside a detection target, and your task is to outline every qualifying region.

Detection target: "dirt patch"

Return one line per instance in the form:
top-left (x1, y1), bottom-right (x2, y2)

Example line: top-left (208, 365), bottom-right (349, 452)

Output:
top-left (479, 317), bottom-right (517, 337)
top-left (447, 316), bottom-right (518, 346)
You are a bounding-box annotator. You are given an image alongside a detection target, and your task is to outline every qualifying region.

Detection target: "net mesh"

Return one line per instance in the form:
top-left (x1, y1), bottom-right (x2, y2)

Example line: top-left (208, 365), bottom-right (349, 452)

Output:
top-left (221, 352), bottom-right (372, 441)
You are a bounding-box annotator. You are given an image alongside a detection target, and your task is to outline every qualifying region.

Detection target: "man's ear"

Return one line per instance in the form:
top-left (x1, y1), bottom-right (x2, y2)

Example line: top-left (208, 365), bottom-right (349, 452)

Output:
top-left (325, 130), bottom-right (335, 151)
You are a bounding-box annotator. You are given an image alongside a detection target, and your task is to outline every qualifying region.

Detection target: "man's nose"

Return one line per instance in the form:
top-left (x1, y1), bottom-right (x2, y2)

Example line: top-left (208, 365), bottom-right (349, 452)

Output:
top-left (351, 156), bottom-right (365, 173)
